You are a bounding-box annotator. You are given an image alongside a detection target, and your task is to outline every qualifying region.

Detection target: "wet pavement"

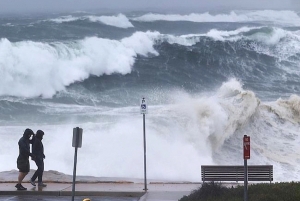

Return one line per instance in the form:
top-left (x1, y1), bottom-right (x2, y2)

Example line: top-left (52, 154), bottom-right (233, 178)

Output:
top-left (0, 182), bottom-right (201, 201)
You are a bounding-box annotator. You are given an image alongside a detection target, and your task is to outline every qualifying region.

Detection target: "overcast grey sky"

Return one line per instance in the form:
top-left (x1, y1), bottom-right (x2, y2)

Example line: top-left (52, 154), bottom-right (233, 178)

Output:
top-left (1, 0), bottom-right (299, 14)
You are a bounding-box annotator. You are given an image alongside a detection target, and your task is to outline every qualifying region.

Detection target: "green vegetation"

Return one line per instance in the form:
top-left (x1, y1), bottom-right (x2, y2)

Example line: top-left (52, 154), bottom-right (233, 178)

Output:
top-left (179, 182), bottom-right (300, 201)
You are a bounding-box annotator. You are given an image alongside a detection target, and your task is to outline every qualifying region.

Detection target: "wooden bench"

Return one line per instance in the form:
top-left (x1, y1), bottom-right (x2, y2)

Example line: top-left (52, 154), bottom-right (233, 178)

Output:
top-left (201, 165), bottom-right (273, 183)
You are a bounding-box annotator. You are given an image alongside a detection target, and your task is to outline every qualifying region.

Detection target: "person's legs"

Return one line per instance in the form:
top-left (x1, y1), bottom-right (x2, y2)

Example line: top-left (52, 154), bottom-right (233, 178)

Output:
top-left (30, 170), bottom-right (37, 186)
top-left (16, 172), bottom-right (28, 190)
top-left (16, 157), bottom-right (30, 190)
top-left (32, 159), bottom-right (46, 187)
top-left (32, 159), bottom-right (43, 182)
top-left (37, 160), bottom-right (44, 183)
top-left (18, 172), bottom-right (28, 184)
top-left (31, 167), bottom-right (39, 182)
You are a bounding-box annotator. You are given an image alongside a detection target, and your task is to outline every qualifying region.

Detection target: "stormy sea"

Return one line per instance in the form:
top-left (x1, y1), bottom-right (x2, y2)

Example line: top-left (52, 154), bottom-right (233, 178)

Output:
top-left (0, 10), bottom-right (300, 182)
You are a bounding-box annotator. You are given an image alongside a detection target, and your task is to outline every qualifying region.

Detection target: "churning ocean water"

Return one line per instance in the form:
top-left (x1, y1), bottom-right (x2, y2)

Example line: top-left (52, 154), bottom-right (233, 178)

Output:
top-left (0, 10), bottom-right (300, 182)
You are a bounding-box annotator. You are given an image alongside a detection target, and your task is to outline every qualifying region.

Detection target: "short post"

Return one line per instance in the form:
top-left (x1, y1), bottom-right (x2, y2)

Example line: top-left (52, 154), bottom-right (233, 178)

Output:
top-left (140, 97), bottom-right (148, 191)
top-left (244, 159), bottom-right (248, 201)
top-left (72, 127), bottom-right (83, 201)
top-left (243, 135), bottom-right (250, 201)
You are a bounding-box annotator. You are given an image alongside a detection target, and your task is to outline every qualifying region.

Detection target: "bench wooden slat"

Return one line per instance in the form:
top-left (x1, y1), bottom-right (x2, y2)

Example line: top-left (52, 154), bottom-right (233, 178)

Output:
top-left (201, 165), bottom-right (273, 183)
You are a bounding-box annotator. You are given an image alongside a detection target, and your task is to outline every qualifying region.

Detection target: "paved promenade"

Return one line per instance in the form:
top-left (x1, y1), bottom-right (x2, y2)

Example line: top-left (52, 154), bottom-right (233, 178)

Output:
top-left (0, 170), bottom-right (202, 201)
top-left (0, 182), bottom-right (201, 201)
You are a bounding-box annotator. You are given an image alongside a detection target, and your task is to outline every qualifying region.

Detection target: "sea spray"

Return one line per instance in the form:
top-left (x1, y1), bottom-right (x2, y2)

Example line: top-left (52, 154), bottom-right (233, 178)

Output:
top-left (0, 10), bottom-right (300, 183)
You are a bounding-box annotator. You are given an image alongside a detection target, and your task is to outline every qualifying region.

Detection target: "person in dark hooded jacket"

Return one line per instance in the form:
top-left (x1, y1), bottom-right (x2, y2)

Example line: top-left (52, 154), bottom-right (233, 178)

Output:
top-left (16, 128), bottom-right (35, 190)
top-left (30, 130), bottom-right (47, 187)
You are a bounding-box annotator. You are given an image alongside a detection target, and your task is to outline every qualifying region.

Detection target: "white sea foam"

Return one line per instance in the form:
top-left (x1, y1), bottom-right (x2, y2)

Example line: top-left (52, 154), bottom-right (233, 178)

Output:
top-left (203, 26), bottom-right (292, 45)
top-left (205, 26), bottom-right (256, 41)
top-left (47, 14), bottom-right (134, 28)
top-left (160, 27), bottom-right (300, 62)
top-left (245, 28), bottom-right (288, 45)
top-left (121, 31), bottom-right (159, 56)
top-left (87, 14), bottom-right (134, 28)
top-left (0, 31), bottom-right (156, 98)
top-left (1, 27), bottom-right (299, 98)
top-left (47, 15), bottom-right (78, 23)
top-left (203, 27), bottom-right (300, 61)
top-left (132, 10), bottom-right (300, 26)
top-left (1, 79), bottom-right (300, 182)
top-left (132, 11), bottom-right (248, 22)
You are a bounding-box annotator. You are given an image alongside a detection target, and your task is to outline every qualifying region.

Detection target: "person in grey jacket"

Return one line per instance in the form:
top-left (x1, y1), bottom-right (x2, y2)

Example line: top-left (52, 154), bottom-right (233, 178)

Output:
top-left (30, 130), bottom-right (47, 187)
top-left (16, 128), bottom-right (35, 190)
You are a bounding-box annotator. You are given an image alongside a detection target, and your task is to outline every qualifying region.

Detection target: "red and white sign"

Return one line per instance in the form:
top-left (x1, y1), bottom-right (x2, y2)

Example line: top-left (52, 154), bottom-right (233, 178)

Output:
top-left (243, 135), bottom-right (250, 160)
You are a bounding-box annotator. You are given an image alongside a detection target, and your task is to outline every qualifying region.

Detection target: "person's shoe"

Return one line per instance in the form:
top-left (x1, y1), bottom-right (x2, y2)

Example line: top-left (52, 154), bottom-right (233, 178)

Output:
top-left (15, 184), bottom-right (27, 190)
top-left (38, 182), bottom-right (47, 187)
top-left (30, 179), bottom-right (36, 186)
top-left (19, 184), bottom-right (27, 190)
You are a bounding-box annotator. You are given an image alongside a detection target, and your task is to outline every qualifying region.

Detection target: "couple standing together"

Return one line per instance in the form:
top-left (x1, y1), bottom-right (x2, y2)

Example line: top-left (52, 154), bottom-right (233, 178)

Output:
top-left (15, 128), bottom-right (47, 190)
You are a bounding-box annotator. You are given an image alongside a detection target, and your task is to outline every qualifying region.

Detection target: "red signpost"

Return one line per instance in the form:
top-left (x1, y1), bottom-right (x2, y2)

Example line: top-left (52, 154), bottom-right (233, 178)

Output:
top-left (243, 135), bottom-right (250, 201)
top-left (243, 135), bottom-right (250, 160)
